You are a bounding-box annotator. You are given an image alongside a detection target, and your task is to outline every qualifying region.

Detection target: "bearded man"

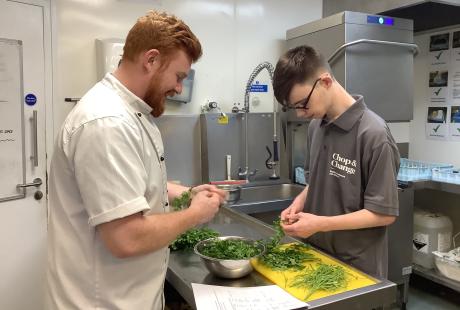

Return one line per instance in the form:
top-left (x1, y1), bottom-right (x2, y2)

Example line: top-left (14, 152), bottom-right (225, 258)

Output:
top-left (46, 10), bottom-right (226, 310)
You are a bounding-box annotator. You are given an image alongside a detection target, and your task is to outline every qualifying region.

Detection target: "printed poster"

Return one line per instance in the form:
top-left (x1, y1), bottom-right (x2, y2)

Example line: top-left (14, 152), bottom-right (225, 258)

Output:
top-left (428, 33), bottom-right (450, 105)
top-left (426, 106), bottom-right (448, 140)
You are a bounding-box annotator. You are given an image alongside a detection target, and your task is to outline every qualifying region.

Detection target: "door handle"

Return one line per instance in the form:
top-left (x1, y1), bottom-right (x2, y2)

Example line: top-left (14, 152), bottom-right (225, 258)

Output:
top-left (30, 110), bottom-right (38, 167)
top-left (17, 177), bottom-right (42, 189)
top-left (328, 39), bottom-right (419, 64)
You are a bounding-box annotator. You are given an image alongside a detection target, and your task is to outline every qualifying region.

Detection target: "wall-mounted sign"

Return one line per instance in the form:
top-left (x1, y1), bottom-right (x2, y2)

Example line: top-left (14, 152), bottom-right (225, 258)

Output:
top-left (24, 93), bottom-right (36, 106)
top-left (250, 81), bottom-right (268, 93)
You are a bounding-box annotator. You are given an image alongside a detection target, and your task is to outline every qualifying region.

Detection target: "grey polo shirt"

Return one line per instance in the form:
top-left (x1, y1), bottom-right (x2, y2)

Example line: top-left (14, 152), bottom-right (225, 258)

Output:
top-left (304, 95), bottom-right (400, 278)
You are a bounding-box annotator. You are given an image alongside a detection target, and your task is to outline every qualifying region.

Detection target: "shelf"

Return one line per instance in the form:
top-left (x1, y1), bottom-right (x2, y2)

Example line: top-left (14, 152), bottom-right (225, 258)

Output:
top-left (412, 264), bottom-right (460, 292)
top-left (410, 180), bottom-right (460, 196)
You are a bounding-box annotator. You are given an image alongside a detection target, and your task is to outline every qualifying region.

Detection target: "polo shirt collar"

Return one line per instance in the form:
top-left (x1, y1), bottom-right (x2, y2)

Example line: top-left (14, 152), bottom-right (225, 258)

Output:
top-left (322, 95), bottom-right (366, 131)
top-left (102, 73), bottom-right (153, 115)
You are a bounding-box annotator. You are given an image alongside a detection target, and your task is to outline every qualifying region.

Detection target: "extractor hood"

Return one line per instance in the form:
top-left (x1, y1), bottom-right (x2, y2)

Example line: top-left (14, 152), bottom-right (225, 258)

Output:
top-left (323, 0), bottom-right (460, 32)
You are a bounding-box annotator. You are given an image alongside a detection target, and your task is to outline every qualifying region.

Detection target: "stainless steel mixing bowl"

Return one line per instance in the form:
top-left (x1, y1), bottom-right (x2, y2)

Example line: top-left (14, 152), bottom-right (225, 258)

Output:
top-left (215, 184), bottom-right (241, 203)
top-left (194, 236), bottom-right (265, 279)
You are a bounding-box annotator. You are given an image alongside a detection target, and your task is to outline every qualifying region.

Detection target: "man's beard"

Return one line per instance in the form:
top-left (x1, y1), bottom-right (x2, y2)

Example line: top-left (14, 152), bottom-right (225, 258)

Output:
top-left (146, 89), bottom-right (166, 117)
top-left (145, 75), bottom-right (176, 118)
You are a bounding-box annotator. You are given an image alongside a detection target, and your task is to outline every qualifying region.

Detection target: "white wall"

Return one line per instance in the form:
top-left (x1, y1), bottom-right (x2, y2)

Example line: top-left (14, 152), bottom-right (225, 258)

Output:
top-left (52, 0), bottom-right (322, 133)
top-left (410, 26), bottom-right (460, 167)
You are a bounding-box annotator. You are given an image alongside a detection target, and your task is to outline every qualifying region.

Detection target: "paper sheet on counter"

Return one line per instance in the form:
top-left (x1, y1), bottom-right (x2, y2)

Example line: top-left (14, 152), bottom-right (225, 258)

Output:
top-left (192, 283), bottom-right (308, 310)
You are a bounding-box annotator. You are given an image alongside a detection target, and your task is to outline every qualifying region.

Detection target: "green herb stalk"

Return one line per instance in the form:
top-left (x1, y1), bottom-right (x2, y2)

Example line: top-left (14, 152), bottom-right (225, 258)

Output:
top-left (257, 218), bottom-right (319, 271)
top-left (171, 191), bottom-right (191, 211)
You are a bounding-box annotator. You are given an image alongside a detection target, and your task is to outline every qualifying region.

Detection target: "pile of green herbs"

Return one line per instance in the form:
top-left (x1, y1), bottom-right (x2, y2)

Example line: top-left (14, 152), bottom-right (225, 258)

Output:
top-left (257, 218), bottom-right (318, 271)
top-left (170, 228), bottom-right (219, 251)
top-left (290, 263), bottom-right (348, 300)
top-left (199, 239), bottom-right (262, 260)
top-left (259, 243), bottom-right (319, 271)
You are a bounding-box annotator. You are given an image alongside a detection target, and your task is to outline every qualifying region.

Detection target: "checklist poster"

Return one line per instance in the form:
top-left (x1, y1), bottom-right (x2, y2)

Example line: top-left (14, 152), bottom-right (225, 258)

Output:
top-left (426, 31), bottom-right (460, 140)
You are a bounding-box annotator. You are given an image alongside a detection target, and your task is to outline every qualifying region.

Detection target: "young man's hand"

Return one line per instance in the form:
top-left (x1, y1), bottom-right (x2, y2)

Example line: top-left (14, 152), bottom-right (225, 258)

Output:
top-left (280, 196), bottom-right (305, 224)
top-left (281, 212), bottom-right (326, 238)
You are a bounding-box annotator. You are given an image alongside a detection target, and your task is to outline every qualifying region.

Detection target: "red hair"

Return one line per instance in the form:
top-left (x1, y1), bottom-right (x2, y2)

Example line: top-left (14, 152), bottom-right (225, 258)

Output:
top-left (123, 10), bottom-right (202, 63)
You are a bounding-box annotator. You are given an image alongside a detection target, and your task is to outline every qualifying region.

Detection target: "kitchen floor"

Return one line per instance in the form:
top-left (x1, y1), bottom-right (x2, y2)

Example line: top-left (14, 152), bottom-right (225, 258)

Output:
top-left (404, 274), bottom-right (460, 310)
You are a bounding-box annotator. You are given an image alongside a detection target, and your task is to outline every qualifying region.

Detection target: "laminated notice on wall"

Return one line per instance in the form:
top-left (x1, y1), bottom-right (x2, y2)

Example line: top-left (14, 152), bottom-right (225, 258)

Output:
top-left (425, 31), bottom-right (460, 141)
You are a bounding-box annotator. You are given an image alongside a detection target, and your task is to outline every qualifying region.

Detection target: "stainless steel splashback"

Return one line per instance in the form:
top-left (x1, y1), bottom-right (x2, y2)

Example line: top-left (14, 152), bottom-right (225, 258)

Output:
top-left (201, 113), bottom-right (288, 183)
top-left (155, 113), bottom-right (290, 185)
top-left (200, 113), bottom-right (243, 182)
top-left (154, 115), bottom-right (202, 186)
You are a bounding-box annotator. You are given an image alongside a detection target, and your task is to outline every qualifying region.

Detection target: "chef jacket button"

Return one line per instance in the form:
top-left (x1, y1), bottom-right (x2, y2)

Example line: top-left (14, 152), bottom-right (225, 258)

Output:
top-left (165, 202), bottom-right (169, 206)
top-left (137, 112), bottom-right (142, 117)
top-left (160, 156), bottom-right (165, 161)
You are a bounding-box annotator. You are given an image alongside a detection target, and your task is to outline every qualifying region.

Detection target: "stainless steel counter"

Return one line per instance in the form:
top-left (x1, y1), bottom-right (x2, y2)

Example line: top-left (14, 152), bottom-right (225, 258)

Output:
top-left (166, 206), bottom-right (396, 309)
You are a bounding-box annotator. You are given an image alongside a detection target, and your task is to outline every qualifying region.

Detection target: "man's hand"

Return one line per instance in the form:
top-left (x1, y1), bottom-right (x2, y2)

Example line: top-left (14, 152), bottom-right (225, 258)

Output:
top-left (188, 190), bottom-right (223, 225)
top-left (191, 184), bottom-right (228, 201)
top-left (281, 212), bottom-right (326, 239)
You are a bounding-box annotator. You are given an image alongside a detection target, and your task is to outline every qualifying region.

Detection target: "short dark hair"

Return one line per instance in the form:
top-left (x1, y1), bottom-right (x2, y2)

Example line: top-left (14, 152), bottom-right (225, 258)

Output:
top-left (273, 45), bottom-right (331, 105)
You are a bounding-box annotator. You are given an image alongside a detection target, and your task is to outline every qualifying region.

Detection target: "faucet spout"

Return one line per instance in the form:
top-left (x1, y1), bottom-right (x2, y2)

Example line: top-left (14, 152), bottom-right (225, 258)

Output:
top-left (243, 62), bottom-right (280, 181)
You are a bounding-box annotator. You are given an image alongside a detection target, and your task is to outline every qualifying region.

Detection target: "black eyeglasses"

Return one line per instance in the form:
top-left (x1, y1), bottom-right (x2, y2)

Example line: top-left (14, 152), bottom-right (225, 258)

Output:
top-left (282, 78), bottom-right (321, 112)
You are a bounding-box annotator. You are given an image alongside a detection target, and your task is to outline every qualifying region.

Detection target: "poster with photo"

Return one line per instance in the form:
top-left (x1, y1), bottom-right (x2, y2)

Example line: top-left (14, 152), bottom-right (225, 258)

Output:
top-left (430, 33), bottom-right (450, 52)
top-left (426, 106), bottom-right (449, 140)
top-left (429, 69), bottom-right (448, 103)
top-left (450, 106), bottom-right (460, 141)
top-left (453, 31), bottom-right (460, 49)
top-left (430, 33), bottom-right (450, 66)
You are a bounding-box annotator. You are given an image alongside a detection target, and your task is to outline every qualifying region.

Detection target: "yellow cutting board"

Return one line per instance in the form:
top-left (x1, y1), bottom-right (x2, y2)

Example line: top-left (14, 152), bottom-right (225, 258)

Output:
top-left (251, 243), bottom-right (378, 302)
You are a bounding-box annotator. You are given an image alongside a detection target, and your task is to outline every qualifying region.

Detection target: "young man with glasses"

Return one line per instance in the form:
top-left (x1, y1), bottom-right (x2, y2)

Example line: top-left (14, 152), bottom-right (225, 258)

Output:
top-left (274, 45), bottom-right (400, 278)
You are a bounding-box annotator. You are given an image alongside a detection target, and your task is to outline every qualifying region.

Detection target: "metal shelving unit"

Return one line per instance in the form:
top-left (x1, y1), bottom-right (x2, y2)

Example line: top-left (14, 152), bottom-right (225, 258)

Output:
top-left (409, 180), bottom-right (460, 293)
top-left (413, 264), bottom-right (460, 292)
top-left (410, 180), bottom-right (460, 196)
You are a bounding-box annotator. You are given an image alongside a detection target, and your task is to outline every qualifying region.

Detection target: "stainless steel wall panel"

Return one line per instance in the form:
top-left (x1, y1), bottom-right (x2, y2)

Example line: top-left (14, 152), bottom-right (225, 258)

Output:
top-left (154, 115), bottom-right (202, 186)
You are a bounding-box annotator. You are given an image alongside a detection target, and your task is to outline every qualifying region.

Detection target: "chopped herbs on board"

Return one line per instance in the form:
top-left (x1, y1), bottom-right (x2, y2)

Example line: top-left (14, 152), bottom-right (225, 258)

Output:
top-left (257, 217), bottom-right (319, 271)
top-left (290, 263), bottom-right (348, 300)
top-left (170, 228), bottom-right (219, 251)
top-left (259, 243), bottom-right (320, 271)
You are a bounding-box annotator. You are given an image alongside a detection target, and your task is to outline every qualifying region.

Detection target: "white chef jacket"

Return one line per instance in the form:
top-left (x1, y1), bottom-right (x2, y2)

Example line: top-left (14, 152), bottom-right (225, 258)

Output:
top-left (46, 73), bottom-right (170, 310)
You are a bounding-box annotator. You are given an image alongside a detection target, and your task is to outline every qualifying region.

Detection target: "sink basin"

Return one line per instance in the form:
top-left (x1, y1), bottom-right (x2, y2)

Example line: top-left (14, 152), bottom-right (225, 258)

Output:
top-left (228, 183), bottom-right (305, 215)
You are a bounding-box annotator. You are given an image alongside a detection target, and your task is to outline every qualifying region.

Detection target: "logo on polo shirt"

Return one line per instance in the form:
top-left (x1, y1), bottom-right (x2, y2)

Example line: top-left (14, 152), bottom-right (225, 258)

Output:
top-left (330, 153), bottom-right (356, 178)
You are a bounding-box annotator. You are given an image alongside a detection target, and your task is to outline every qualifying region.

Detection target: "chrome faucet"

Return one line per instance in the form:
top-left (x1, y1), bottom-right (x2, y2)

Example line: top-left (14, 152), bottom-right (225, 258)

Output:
top-left (238, 62), bottom-right (280, 181)
top-left (238, 167), bottom-right (258, 181)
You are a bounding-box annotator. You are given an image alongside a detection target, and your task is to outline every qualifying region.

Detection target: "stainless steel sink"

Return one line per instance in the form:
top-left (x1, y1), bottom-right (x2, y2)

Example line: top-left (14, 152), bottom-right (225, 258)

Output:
top-left (238, 183), bottom-right (304, 203)
top-left (228, 183), bottom-right (305, 216)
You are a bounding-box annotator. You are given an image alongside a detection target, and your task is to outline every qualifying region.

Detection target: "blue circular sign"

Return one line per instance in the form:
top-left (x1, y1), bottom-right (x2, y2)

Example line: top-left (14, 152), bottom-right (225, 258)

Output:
top-left (25, 93), bottom-right (37, 106)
